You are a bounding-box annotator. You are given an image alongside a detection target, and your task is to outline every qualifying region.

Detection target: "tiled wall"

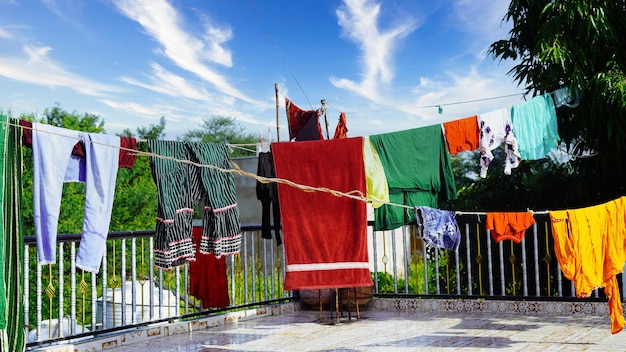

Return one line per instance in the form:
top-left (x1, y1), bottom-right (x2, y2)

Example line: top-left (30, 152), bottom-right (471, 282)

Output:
top-left (370, 297), bottom-right (612, 317)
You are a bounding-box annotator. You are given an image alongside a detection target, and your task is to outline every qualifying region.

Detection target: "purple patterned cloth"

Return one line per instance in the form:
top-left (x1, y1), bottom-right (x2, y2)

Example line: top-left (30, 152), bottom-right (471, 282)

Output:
top-left (414, 206), bottom-right (460, 251)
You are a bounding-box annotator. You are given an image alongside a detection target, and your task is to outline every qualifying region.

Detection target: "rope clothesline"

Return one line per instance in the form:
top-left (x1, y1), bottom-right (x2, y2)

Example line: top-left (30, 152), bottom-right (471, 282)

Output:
top-left (5, 119), bottom-right (569, 215)
top-left (7, 119), bottom-right (413, 211)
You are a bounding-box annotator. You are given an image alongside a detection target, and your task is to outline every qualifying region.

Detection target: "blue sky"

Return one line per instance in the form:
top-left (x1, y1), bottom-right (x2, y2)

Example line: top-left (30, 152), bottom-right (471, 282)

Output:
top-left (0, 0), bottom-right (524, 141)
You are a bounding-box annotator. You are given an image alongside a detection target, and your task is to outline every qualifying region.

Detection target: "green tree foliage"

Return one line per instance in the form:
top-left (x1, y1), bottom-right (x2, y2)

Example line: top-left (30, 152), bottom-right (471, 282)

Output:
top-left (488, 0), bottom-right (626, 207)
top-left (180, 116), bottom-right (258, 157)
top-left (111, 117), bottom-right (167, 231)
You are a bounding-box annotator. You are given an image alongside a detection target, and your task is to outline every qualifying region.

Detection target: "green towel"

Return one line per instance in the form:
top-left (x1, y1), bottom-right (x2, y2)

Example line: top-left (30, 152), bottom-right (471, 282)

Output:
top-left (370, 125), bottom-right (457, 230)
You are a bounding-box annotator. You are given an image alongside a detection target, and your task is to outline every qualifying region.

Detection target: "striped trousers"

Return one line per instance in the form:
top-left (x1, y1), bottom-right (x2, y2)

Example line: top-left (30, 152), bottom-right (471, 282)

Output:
top-left (148, 140), bottom-right (241, 269)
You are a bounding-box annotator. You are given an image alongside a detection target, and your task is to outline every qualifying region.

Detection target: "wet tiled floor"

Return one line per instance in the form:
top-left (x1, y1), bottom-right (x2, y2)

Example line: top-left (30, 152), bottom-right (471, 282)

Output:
top-left (113, 308), bottom-right (626, 351)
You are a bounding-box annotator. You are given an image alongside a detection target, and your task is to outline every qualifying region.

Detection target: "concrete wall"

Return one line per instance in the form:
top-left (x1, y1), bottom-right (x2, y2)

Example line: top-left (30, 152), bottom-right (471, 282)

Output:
top-left (231, 156), bottom-right (263, 225)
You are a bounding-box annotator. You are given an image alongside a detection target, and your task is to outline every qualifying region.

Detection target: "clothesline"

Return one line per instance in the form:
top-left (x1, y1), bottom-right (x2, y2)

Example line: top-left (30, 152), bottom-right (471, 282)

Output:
top-left (2, 119), bottom-right (565, 216)
top-left (135, 138), bottom-right (259, 155)
top-left (4, 119), bottom-right (413, 211)
top-left (455, 210), bottom-right (550, 216)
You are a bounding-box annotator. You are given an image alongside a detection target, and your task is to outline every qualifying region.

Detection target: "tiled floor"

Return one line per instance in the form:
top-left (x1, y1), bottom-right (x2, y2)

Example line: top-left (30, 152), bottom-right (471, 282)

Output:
top-left (112, 308), bottom-right (626, 351)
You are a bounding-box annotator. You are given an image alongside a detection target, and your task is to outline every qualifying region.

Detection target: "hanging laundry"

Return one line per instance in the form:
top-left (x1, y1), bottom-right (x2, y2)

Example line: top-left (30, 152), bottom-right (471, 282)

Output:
top-left (285, 98), bottom-right (324, 141)
top-left (443, 115), bottom-right (480, 155)
top-left (0, 115), bottom-right (7, 330)
top-left (256, 151), bottom-right (282, 245)
top-left (485, 212), bottom-right (535, 243)
top-left (511, 93), bottom-right (560, 160)
top-left (20, 119), bottom-right (138, 169)
top-left (370, 125), bottom-right (457, 231)
top-left (272, 137), bottom-right (372, 290)
top-left (32, 123), bottom-right (120, 273)
top-left (147, 140), bottom-right (241, 270)
top-left (362, 137), bottom-right (389, 209)
top-left (478, 108), bottom-right (521, 178)
top-left (1, 116), bottom-right (26, 351)
top-left (414, 206), bottom-right (461, 251)
top-left (118, 137), bottom-right (138, 169)
top-left (549, 196), bottom-right (626, 334)
top-left (189, 227), bottom-right (229, 309)
top-left (553, 86), bottom-right (581, 108)
top-left (333, 112), bottom-right (348, 139)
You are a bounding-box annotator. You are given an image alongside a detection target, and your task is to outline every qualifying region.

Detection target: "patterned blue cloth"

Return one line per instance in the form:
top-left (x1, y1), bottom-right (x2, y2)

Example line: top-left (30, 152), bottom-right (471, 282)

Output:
top-left (414, 206), bottom-right (460, 251)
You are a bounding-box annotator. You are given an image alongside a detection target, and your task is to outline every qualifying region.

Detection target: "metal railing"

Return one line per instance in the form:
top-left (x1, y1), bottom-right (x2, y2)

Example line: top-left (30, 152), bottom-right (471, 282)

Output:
top-left (24, 216), bottom-right (621, 349)
top-left (370, 214), bottom-right (623, 300)
top-left (24, 225), bottom-right (291, 349)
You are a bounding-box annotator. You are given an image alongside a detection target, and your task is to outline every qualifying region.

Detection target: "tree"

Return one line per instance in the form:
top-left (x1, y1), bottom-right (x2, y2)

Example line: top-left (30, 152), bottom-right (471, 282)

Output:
top-left (122, 116), bottom-right (167, 142)
top-left (488, 0), bottom-right (626, 207)
top-left (111, 117), bottom-right (167, 231)
top-left (180, 116), bottom-right (258, 157)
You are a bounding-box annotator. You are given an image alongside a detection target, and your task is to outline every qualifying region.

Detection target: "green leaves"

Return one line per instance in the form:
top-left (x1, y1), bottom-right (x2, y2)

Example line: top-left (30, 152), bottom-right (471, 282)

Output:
top-left (486, 0), bottom-right (626, 206)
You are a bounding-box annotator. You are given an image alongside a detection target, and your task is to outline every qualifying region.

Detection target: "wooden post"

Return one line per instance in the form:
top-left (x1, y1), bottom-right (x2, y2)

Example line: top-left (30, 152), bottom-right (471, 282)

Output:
top-left (321, 99), bottom-right (329, 139)
top-left (275, 83), bottom-right (280, 142)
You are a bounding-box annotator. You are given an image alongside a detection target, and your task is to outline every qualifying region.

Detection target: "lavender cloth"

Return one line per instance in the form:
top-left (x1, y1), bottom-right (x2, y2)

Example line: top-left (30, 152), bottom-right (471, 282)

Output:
top-left (32, 123), bottom-right (120, 272)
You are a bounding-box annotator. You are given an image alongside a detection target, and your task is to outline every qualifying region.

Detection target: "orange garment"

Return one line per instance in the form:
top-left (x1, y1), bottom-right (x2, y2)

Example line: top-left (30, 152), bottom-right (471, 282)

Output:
top-left (333, 112), bottom-right (348, 139)
top-left (549, 196), bottom-right (626, 334)
top-left (443, 115), bottom-right (479, 154)
top-left (485, 212), bottom-right (535, 243)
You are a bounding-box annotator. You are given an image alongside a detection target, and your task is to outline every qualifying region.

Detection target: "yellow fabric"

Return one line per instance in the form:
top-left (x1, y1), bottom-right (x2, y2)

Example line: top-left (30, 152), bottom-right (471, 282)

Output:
top-left (549, 196), bottom-right (626, 334)
top-left (362, 137), bottom-right (389, 208)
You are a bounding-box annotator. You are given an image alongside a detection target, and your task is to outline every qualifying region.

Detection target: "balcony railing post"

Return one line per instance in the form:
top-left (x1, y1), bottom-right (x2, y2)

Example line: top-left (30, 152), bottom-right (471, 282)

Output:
top-left (402, 226), bottom-right (409, 294)
top-left (70, 242), bottom-right (76, 335)
top-left (35, 260), bottom-right (42, 341)
top-left (498, 241), bottom-right (505, 296)
top-left (101, 245), bottom-right (107, 328)
top-left (23, 245), bottom-right (29, 341)
top-left (465, 223), bottom-right (472, 296)
top-left (121, 239), bottom-right (127, 326)
top-left (131, 238), bottom-right (137, 323)
top-left (486, 229), bottom-right (494, 296)
top-left (533, 223), bottom-right (541, 296)
top-left (521, 236), bottom-right (529, 297)
top-left (391, 229), bottom-right (398, 294)
top-left (372, 228), bottom-right (379, 294)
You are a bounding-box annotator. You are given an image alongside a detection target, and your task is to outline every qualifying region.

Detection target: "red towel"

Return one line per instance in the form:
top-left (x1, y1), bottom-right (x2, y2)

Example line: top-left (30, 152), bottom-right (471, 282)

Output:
top-left (272, 137), bottom-right (372, 290)
top-left (189, 227), bottom-right (229, 308)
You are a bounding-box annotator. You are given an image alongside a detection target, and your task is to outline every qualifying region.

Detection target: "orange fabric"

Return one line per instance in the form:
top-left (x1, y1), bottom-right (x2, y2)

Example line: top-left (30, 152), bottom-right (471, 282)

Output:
top-left (485, 212), bottom-right (535, 243)
top-left (549, 196), bottom-right (626, 334)
top-left (443, 115), bottom-right (479, 154)
top-left (333, 112), bottom-right (348, 139)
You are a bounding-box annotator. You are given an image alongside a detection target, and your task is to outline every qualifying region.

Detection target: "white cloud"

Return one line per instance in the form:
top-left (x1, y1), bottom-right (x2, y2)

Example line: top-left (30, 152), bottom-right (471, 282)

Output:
top-left (330, 0), bottom-right (417, 101)
top-left (0, 45), bottom-right (121, 96)
top-left (451, 0), bottom-right (512, 58)
top-left (113, 0), bottom-right (262, 105)
top-left (0, 27), bottom-right (11, 39)
top-left (100, 99), bottom-right (181, 122)
top-left (121, 62), bottom-right (214, 101)
top-left (400, 67), bottom-right (523, 122)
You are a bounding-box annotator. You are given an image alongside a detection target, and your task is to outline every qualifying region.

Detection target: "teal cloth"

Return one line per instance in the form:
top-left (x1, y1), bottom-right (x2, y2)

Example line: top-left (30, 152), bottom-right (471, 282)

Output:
top-left (511, 93), bottom-right (560, 160)
top-left (370, 125), bottom-right (457, 230)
